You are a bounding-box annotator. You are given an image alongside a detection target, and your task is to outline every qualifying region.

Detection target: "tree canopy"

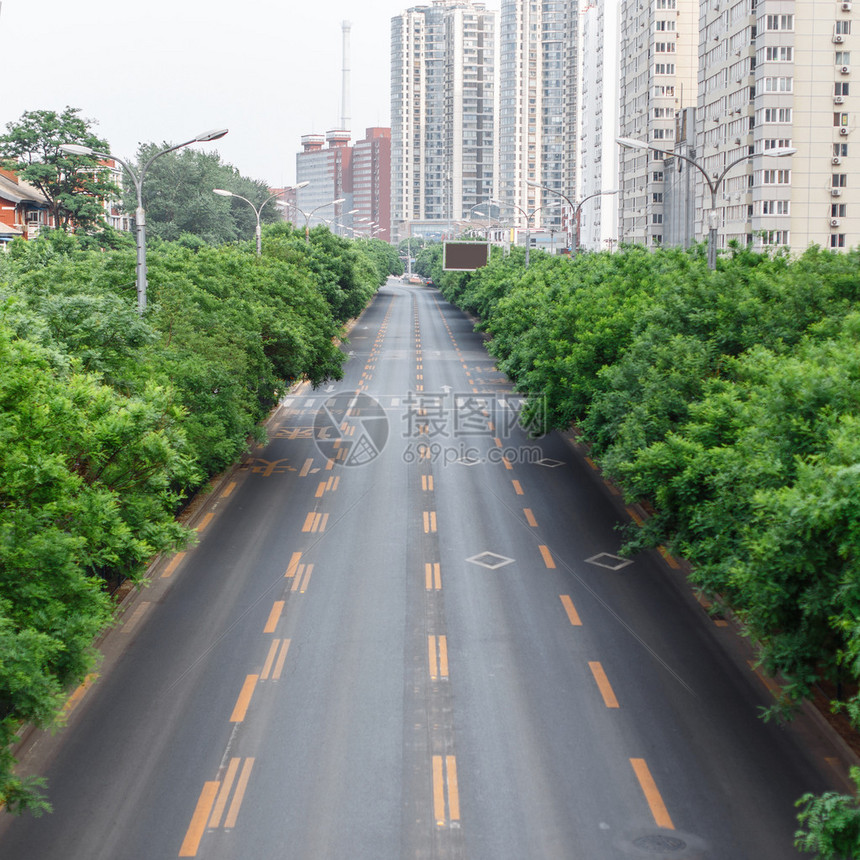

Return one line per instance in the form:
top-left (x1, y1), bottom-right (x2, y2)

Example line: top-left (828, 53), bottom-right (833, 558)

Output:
top-left (0, 107), bottom-right (119, 231)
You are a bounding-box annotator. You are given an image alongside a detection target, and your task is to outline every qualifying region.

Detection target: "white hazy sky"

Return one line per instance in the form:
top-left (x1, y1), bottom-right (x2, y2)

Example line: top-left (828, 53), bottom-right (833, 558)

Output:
top-left (0, 0), bottom-right (469, 189)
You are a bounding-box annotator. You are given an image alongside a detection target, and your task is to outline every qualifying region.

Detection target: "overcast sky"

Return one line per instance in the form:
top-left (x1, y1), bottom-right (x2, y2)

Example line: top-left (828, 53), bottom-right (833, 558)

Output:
top-left (0, 0), bottom-right (479, 189)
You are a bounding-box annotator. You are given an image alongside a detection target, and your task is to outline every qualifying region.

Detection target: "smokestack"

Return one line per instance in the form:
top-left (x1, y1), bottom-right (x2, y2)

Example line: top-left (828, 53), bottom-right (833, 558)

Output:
top-left (341, 20), bottom-right (352, 132)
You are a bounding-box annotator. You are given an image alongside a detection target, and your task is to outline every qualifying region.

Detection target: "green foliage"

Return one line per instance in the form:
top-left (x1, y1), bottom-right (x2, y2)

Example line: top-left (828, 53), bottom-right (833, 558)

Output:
top-left (127, 144), bottom-right (277, 244)
top-left (0, 224), bottom-right (378, 812)
top-left (438, 241), bottom-right (860, 727)
top-left (795, 767), bottom-right (860, 858)
top-left (0, 107), bottom-right (119, 231)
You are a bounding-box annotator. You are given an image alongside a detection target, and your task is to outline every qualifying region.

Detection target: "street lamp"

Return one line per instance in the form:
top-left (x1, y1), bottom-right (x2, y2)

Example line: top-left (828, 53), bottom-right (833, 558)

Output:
top-left (213, 181), bottom-right (308, 256)
top-left (62, 128), bottom-right (228, 314)
top-left (491, 198), bottom-right (558, 268)
top-left (616, 137), bottom-right (796, 269)
top-left (290, 198), bottom-right (347, 242)
top-left (527, 181), bottom-right (619, 257)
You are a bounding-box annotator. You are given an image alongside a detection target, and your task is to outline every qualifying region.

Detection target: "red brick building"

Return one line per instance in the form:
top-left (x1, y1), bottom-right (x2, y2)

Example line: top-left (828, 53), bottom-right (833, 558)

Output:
top-left (352, 128), bottom-right (391, 242)
top-left (0, 167), bottom-right (53, 245)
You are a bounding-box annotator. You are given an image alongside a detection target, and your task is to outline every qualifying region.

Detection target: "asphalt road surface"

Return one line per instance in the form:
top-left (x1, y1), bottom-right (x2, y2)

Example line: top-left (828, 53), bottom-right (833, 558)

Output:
top-left (0, 277), bottom-right (843, 859)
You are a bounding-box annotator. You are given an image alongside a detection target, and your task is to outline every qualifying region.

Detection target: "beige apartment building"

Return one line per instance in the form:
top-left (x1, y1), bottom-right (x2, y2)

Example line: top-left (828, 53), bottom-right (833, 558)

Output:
top-left (695, 0), bottom-right (857, 254)
top-left (618, 0), bottom-right (699, 247)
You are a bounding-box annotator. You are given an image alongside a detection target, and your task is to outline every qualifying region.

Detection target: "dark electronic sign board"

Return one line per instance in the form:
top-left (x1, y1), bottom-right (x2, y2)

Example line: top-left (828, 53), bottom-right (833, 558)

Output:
top-left (443, 241), bottom-right (490, 271)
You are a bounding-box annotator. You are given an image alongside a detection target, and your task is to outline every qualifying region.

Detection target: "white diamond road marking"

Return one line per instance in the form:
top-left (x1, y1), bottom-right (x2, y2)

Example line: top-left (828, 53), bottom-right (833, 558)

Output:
top-left (586, 553), bottom-right (633, 571)
top-left (467, 551), bottom-right (515, 570)
top-left (537, 458), bottom-right (565, 468)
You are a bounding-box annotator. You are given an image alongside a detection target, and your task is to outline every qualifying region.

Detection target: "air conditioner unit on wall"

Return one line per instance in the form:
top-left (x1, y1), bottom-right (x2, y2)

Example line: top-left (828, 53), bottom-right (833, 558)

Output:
top-left (835, 95), bottom-right (846, 104)
top-left (842, 2), bottom-right (852, 11)
top-left (841, 65), bottom-right (852, 74)
top-left (832, 188), bottom-right (844, 196)
top-left (831, 218), bottom-right (842, 227)
top-left (835, 34), bottom-right (845, 43)
top-left (833, 156), bottom-right (843, 164)
top-left (840, 126), bottom-right (850, 135)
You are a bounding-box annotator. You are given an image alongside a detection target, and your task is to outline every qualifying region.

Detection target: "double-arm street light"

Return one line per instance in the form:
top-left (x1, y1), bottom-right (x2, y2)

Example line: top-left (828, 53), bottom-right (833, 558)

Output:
top-left (491, 198), bottom-right (559, 268)
top-left (616, 137), bottom-right (796, 269)
top-left (289, 198), bottom-right (347, 242)
top-left (527, 181), bottom-right (619, 258)
top-left (213, 181), bottom-right (309, 256)
top-left (62, 128), bottom-right (229, 314)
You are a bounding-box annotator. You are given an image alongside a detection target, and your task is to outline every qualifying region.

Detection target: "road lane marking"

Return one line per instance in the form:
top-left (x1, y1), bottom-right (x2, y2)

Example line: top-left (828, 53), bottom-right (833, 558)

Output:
top-left (261, 639), bottom-right (280, 679)
top-left (208, 758), bottom-right (240, 828)
top-left (300, 458), bottom-right (313, 477)
top-left (220, 481), bottom-right (237, 499)
top-left (658, 546), bottom-right (682, 569)
top-left (585, 456), bottom-right (598, 470)
top-left (195, 512), bottom-right (215, 533)
top-left (432, 756), bottom-right (446, 825)
top-left (425, 562), bottom-right (442, 590)
top-left (626, 506), bottom-right (645, 526)
top-left (523, 508), bottom-right (538, 527)
top-left (512, 480), bottom-right (524, 495)
top-left (162, 551), bottom-right (187, 579)
top-left (315, 481), bottom-right (326, 498)
top-left (560, 595), bottom-right (582, 626)
top-left (502, 456), bottom-right (513, 471)
top-left (588, 662), bottom-right (619, 708)
top-left (179, 781), bottom-right (219, 857)
top-left (122, 601), bottom-right (152, 636)
top-left (446, 756), bottom-right (460, 821)
top-left (428, 636), bottom-right (438, 679)
top-left (263, 601), bottom-right (284, 634)
top-left (539, 545), bottom-right (556, 569)
top-left (630, 758), bottom-right (674, 829)
top-left (273, 639), bottom-right (291, 679)
top-left (302, 512), bottom-right (329, 533)
top-left (224, 758), bottom-right (255, 828)
top-left (423, 511), bottom-right (437, 533)
top-left (432, 755), bottom-right (460, 826)
top-left (291, 563), bottom-right (314, 593)
top-left (229, 675), bottom-right (259, 723)
top-left (285, 551), bottom-right (302, 578)
top-left (422, 474), bottom-right (434, 491)
top-left (428, 635), bottom-right (449, 680)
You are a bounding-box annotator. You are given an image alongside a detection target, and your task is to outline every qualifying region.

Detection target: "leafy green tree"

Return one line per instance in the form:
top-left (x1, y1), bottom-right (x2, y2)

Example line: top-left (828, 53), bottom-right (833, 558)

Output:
top-left (795, 767), bottom-right (860, 858)
top-left (127, 145), bottom-right (278, 244)
top-left (0, 107), bottom-right (119, 231)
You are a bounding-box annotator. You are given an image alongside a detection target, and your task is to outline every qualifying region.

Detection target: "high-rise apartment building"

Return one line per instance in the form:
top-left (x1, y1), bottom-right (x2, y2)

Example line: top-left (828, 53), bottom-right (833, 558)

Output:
top-left (579, 0), bottom-right (621, 252)
top-left (391, 0), bottom-right (498, 242)
top-left (694, 0), bottom-right (857, 255)
top-left (353, 127), bottom-right (392, 242)
top-left (499, 0), bottom-right (576, 235)
top-left (618, 0), bottom-right (699, 247)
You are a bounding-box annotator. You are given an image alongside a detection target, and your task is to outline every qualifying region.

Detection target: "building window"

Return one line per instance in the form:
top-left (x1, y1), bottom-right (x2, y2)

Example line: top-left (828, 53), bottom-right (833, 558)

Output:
top-left (835, 112), bottom-right (850, 127)
top-left (764, 46), bottom-right (793, 61)
top-left (654, 63), bottom-right (676, 75)
top-left (763, 76), bottom-right (793, 93)
top-left (836, 81), bottom-right (851, 96)
top-left (832, 203), bottom-right (848, 217)
top-left (760, 169), bottom-right (791, 184)
top-left (836, 51), bottom-right (852, 66)
top-left (831, 233), bottom-right (847, 248)
top-left (833, 173), bottom-right (848, 187)
top-left (764, 14), bottom-right (794, 31)
top-left (834, 142), bottom-right (849, 157)
top-left (652, 213), bottom-right (663, 224)
top-left (761, 230), bottom-right (790, 245)
top-left (836, 20), bottom-right (852, 35)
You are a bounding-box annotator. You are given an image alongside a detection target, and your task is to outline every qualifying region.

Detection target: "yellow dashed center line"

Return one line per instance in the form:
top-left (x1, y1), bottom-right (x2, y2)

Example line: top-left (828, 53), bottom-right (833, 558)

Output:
top-left (630, 758), bottom-right (674, 829)
top-left (560, 595), bottom-right (582, 626)
top-left (588, 661), bottom-right (620, 708)
top-left (539, 545), bottom-right (556, 569)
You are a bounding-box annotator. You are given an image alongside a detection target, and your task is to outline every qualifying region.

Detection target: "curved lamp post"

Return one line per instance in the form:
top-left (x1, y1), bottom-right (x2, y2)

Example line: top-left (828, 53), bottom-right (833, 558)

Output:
top-left (491, 198), bottom-right (558, 268)
top-left (528, 181), bottom-right (618, 257)
top-left (616, 137), bottom-right (796, 269)
top-left (214, 181), bottom-right (308, 256)
top-left (62, 128), bottom-right (228, 313)
top-left (291, 198), bottom-right (347, 242)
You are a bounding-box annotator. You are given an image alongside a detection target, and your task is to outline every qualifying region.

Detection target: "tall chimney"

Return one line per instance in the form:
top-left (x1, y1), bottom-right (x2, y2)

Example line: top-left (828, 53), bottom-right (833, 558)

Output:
top-left (341, 20), bottom-right (352, 132)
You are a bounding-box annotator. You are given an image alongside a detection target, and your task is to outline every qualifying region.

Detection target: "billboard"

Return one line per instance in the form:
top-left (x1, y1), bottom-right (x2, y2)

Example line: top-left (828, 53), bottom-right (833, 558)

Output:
top-left (443, 241), bottom-right (490, 271)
